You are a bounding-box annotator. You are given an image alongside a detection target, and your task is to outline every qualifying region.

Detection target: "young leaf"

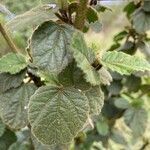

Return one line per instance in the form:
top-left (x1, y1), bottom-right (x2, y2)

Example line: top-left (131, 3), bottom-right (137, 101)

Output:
top-left (72, 31), bottom-right (111, 85)
top-left (132, 8), bottom-right (150, 33)
top-left (28, 85), bottom-right (89, 145)
top-left (0, 83), bottom-right (37, 130)
top-left (85, 86), bottom-right (104, 115)
top-left (6, 4), bottom-right (58, 31)
top-left (0, 70), bottom-right (26, 93)
top-left (30, 21), bottom-right (74, 74)
top-left (0, 53), bottom-right (28, 74)
top-left (101, 51), bottom-right (150, 75)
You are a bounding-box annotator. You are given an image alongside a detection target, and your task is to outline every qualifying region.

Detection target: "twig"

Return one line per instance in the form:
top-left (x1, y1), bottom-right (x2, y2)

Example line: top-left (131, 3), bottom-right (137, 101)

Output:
top-left (74, 0), bottom-right (88, 30)
top-left (0, 23), bottom-right (19, 53)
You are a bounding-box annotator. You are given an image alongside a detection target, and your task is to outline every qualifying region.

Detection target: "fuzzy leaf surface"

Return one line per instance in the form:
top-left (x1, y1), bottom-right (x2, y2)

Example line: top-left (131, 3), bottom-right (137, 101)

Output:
top-left (71, 32), bottom-right (111, 85)
top-left (28, 85), bottom-right (89, 145)
top-left (6, 4), bottom-right (58, 31)
top-left (85, 86), bottom-right (104, 115)
top-left (30, 21), bottom-right (74, 74)
top-left (101, 51), bottom-right (150, 75)
top-left (0, 53), bottom-right (28, 74)
top-left (0, 70), bottom-right (26, 93)
top-left (0, 83), bottom-right (37, 130)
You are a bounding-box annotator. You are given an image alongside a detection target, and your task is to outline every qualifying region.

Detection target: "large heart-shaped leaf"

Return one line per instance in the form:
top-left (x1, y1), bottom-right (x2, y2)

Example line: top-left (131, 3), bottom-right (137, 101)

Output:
top-left (101, 51), bottom-right (150, 75)
top-left (0, 70), bottom-right (26, 93)
top-left (0, 83), bottom-right (37, 130)
top-left (28, 85), bottom-right (89, 145)
top-left (0, 53), bottom-right (28, 74)
top-left (30, 21), bottom-right (74, 74)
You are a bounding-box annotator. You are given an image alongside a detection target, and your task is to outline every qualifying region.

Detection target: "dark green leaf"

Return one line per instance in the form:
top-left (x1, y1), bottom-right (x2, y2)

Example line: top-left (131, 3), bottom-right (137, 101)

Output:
top-left (0, 129), bottom-right (17, 150)
top-left (0, 83), bottom-right (37, 130)
top-left (143, 1), bottom-right (150, 12)
top-left (30, 21), bottom-right (74, 74)
top-left (28, 85), bottom-right (89, 145)
top-left (124, 75), bottom-right (141, 92)
top-left (86, 7), bottom-right (98, 23)
top-left (107, 80), bottom-right (122, 96)
top-left (114, 31), bottom-right (128, 42)
top-left (0, 70), bottom-right (26, 93)
top-left (123, 2), bottom-right (136, 18)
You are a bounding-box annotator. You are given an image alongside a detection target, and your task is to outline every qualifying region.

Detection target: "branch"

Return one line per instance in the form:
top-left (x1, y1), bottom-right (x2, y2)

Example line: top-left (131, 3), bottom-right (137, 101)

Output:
top-left (0, 23), bottom-right (19, 53)
top-left (74, 0), bottom-right (88, 30)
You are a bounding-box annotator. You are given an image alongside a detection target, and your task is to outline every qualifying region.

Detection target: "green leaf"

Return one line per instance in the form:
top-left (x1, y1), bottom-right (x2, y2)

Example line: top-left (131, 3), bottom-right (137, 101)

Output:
top-left (113, 31), bottom-right (128, 42)
top-left (98, 67), bottom-right (112, 86)
top-left (8, 142), bottom-right (32, 150)
top-left (28, 85), bottom-right (89, 145)
top-left (124, 75), bottom-right (141, 92)
top-left (0, 70), bottom-right (26, 93)
top-left (107, 80), bottom-right (122, 96)
top-left (0, 83), bottom-right (37, 130)
top-left (132, 8), bottom-right (150, 33)
top-left (124, 107), bottom-right (148, 136)
top-left (0, 119), bottom-right (5, 137)
top-left (114, 98), bottom-right (130, 109)
top-left (86, 6), bottom-right (98, 23)
top-left (72, 31), bottom-right (110, 85)
top-left (30, 21), bottom-right (74, 74)
top-left (0, 129), bottom-right (17, 150)
top-left (110, 129), bottom-right (127, 145)
top-left (85, 86), bottom-right (104, 115)
top-left (6, 4), bottom-right (58, 31)
top-left (96, 119), bottom-right (109, 136)
top-left (123, 2), bottom-right (136, 18)
top-left (101, 51), bottom-right (150, 75)
top-left (0, 53), bottom-right (28, 74)
top-left (143, 1), bottom-right (150, 12)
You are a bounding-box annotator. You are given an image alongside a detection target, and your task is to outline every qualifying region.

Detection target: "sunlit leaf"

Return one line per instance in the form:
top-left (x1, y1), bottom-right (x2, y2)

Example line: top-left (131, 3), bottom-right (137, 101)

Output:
top-left (101, 51), bottom-right (150, 75)
top-left (0, 53), bottom-right (28, 74)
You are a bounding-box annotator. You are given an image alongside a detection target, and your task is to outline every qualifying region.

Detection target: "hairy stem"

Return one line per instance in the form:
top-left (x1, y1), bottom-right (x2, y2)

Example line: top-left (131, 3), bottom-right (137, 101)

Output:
top-left (0, 23), bottom-right (19, 53)
top-left (74, 0), bottom-right (88, 30)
